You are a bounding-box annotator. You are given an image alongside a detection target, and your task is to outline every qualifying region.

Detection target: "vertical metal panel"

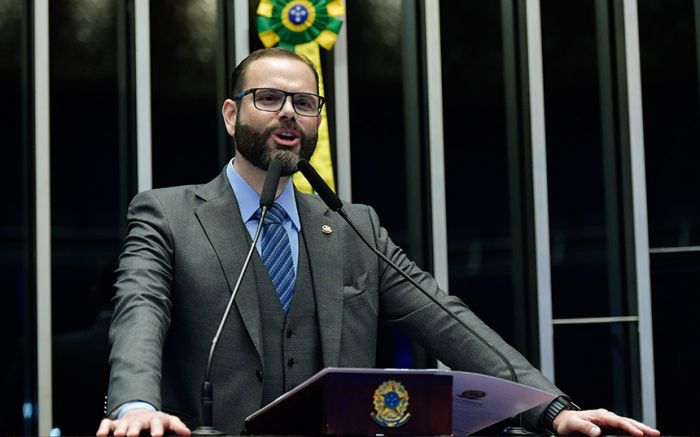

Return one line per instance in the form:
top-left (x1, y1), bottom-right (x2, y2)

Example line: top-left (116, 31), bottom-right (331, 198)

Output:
top-left (34, 0), bottom-right (52, 433)
top-left (217, 0), bottom-right (237, 164)
top-left (525, 0), bottom-right (555, 380)
top-left (622, 0), bottom-right (656, 425)
top-left (333, 11), bottom-right (352, 201)
top-left (234, 0), bottom-right (250, 65)
top-left (116, 0), bottom-right (136, 240)
top-left (501, 0), bottom-right (532, 355)
top-left (401, 0), bottom-right (425, 265)
top-left (135, 0), bottom-right (152, 191)
top-left (696, 1), bottom-right (700, 105)
top-left (596, 1), bottom-right (632, 411)
top-left (424, 0), bottom-right (449, 292)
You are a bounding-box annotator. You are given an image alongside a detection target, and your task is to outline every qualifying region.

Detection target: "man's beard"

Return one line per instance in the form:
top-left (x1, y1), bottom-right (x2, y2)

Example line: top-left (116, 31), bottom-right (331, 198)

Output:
top-left (234, 119), bottom-right (317, 176)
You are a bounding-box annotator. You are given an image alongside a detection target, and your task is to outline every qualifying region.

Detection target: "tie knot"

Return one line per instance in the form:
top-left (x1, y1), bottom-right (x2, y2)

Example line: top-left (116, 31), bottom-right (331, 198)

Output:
top-left (255, 203), bottom-right (286, 225)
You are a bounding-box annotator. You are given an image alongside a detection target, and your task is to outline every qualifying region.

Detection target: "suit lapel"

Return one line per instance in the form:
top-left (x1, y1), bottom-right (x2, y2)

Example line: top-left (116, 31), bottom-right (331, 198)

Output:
top-left (296, 192), bottom-right (344, 367)
top-left (194, 170), bottom-right (263, 360)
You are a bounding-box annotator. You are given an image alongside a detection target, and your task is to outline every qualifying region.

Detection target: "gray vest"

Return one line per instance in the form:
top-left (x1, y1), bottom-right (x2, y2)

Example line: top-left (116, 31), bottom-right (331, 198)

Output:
top-left (255, 230), bottom-right (322, 405)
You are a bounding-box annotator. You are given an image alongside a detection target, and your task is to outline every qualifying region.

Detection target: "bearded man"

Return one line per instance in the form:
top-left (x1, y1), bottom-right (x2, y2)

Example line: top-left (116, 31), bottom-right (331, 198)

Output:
top-left (98, 48), bottom-right (659, 437)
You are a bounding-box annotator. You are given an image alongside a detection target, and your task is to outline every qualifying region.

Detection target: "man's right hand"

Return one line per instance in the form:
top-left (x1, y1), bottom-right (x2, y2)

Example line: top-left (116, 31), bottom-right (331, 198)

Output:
top-left (96, 408), bottom-right (191, 437)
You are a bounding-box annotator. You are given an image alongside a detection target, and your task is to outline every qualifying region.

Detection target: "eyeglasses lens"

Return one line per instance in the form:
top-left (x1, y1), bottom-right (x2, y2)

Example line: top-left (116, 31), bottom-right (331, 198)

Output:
top-left (253, 89), bottom-right (320, 116)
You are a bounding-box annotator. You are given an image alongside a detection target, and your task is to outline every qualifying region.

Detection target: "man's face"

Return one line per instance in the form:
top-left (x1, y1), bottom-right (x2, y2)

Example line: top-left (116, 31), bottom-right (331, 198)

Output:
top-left (227, 56), bottom-right (321, 176)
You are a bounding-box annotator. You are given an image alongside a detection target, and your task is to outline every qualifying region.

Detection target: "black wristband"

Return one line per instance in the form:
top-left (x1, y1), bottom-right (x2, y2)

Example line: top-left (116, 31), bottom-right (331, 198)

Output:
top-left (540, 395), bottom-right (581, 433)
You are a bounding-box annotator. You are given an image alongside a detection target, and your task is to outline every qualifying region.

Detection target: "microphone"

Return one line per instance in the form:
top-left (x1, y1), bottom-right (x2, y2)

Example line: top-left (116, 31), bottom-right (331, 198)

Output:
top-left (260, 159), bottom-right (283, 208)
top-left (192, 159), bottom-right (283, 435)
top-left (296, 159), bottom-right (532, 435)
top-left (296, 160), bottom-right (343, 212)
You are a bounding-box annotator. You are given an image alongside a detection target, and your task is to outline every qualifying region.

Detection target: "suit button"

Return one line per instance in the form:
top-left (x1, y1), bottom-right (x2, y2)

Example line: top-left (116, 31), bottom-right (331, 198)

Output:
top-left (286, 328), bottom-right (293, 338)
top-left (256, 369), bottom-right (263, 382)
top-left (287, 358), bottom-right (295, 367)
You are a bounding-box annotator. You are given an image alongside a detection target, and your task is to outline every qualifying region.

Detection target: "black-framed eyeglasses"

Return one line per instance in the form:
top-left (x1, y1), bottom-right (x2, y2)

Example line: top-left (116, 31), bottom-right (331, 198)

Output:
top-left (233, 87), bottom-right (325, 117)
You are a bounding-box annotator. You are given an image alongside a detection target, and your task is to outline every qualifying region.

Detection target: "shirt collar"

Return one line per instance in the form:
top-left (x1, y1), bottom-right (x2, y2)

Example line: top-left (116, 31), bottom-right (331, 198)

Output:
top-left (225, 160), bottom-right (301, 231)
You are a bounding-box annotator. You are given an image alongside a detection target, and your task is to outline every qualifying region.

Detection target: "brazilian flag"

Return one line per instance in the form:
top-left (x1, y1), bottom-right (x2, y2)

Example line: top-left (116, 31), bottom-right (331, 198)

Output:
top-left (257, 0), bottom-right (345, 193)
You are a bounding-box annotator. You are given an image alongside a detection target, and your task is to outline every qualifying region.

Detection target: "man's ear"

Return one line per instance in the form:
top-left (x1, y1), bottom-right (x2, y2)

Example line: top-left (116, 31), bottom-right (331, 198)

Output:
top-left (221, 99), bottom-right (237, 136)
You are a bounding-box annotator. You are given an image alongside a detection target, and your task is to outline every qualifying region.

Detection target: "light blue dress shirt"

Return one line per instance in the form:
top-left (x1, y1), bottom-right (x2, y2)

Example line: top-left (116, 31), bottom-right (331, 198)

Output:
top-left (225, 160), bottom-right (301, 272)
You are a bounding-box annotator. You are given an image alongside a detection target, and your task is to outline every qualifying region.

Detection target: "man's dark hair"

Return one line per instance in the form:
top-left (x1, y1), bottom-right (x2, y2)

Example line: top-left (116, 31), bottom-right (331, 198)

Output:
top-left (229, 47), bottom-right (320, 97)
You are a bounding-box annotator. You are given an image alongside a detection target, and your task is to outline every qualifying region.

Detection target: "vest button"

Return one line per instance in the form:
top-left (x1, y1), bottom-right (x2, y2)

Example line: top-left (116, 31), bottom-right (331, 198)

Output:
top-left (256, 369), bottom-right (263, 382)
top-left (287, 358), bottom-right (295, 367)
top-left (286, 328), bottom-right (293, 338)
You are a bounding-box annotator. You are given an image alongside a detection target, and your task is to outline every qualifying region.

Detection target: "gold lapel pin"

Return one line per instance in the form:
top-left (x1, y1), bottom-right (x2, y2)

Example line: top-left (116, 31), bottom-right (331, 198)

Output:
top-left (321, 224), bottom-right (333, 234)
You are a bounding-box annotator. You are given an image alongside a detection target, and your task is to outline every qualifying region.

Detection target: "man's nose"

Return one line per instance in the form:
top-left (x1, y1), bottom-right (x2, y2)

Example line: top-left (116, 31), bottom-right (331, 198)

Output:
top-left (278, 95), bottom-right (296, 119)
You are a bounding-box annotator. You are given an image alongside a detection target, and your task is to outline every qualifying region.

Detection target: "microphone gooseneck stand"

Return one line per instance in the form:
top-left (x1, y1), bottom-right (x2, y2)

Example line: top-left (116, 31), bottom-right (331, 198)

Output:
top-left (191, 159), bottom-right (283, 436)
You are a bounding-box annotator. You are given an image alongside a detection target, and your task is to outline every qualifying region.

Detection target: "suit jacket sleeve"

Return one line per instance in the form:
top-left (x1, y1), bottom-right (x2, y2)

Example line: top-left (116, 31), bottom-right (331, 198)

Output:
top-left (106, 190), bottom-right (175, 416)
top-left (353, 204), bottom-right (564, 429)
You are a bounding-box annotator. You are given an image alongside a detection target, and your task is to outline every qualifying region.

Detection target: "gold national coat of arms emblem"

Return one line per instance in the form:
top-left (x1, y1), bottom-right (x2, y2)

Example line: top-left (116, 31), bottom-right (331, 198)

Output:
top-left (371, 380), bottom-right (411, 428)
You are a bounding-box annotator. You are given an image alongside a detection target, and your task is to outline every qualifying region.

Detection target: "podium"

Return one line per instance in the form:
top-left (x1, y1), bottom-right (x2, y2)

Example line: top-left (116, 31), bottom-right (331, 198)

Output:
top-left (244, 368), bottom-right (555, 436)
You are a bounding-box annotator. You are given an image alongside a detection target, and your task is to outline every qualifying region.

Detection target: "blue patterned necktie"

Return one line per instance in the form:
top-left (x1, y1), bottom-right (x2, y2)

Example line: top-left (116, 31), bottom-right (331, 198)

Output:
top-left (254, 203), bottom-right (296, 314)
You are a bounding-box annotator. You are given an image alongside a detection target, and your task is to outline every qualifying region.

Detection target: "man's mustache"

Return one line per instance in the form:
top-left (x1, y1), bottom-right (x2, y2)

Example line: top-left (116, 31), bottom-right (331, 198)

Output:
top-left (271, 119), bottom-right (302, 132)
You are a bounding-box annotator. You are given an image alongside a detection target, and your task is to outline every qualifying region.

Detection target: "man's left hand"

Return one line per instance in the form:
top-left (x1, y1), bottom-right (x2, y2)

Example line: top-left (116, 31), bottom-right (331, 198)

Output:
top-left (553, 409), bottom-right (661, 436)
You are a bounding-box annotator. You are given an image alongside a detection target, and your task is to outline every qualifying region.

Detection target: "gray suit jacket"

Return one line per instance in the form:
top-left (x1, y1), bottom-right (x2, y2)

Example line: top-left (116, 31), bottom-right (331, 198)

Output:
top-left (107, 168), bottom-right (563, 433)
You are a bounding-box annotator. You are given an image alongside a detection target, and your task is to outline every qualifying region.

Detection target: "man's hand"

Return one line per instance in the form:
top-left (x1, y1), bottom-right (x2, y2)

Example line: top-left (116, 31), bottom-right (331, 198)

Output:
top-left (96, 408), bottom-right (191, 437)
top-left (553, 409), bottom-right (660, 436)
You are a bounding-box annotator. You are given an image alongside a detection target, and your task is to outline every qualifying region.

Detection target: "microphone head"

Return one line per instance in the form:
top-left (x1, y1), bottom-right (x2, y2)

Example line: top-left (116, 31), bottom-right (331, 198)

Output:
top-left (260, 159), bottom-right (283, 208)
top-left (297, 159), bottom-right (343, 212)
